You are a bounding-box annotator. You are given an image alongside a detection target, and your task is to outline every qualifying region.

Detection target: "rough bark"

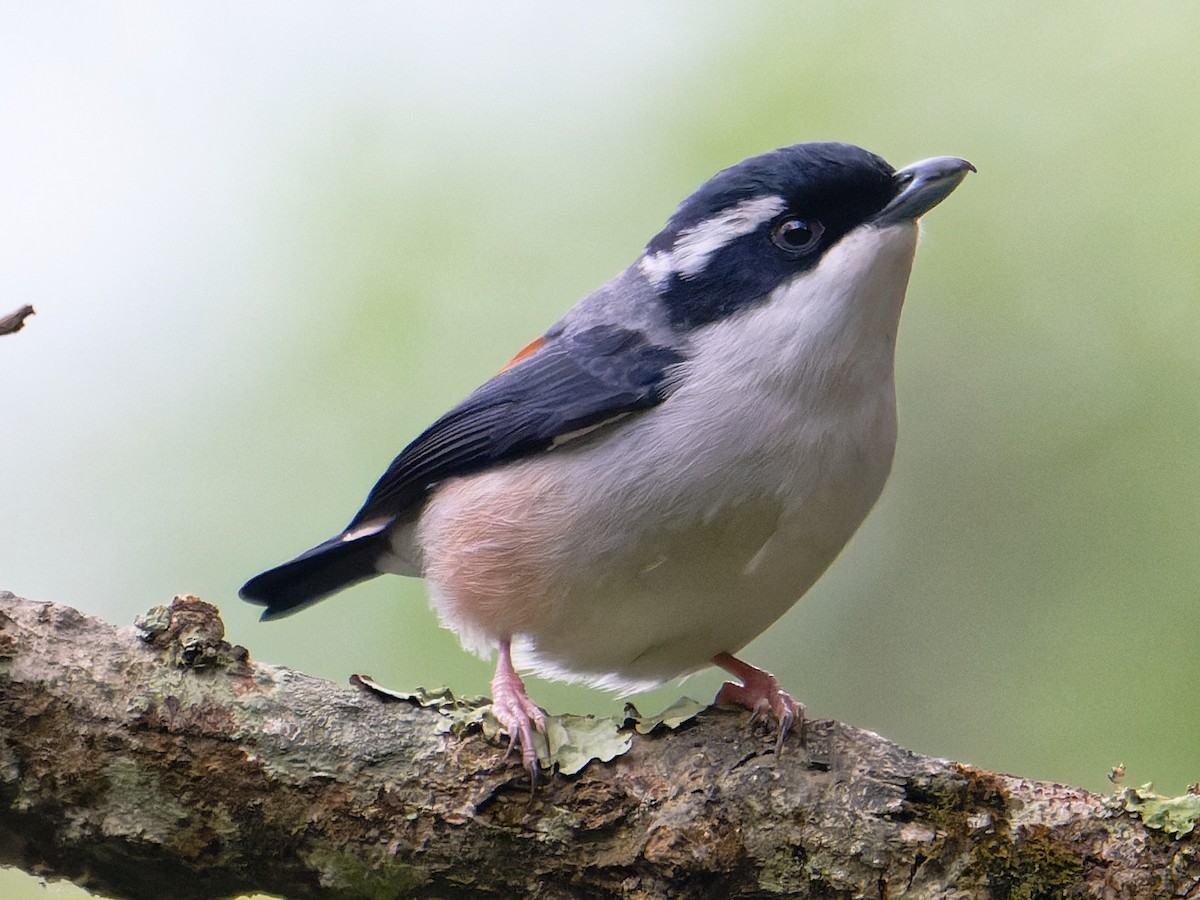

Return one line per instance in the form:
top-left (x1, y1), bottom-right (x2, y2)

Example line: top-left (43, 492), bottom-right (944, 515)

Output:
top-left (0, 591), bottom-right (1194, 899)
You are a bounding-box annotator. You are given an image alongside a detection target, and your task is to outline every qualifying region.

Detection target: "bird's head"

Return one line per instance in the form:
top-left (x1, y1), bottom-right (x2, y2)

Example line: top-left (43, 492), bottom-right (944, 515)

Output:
top-left (638, 142), bottom-right (973, 331)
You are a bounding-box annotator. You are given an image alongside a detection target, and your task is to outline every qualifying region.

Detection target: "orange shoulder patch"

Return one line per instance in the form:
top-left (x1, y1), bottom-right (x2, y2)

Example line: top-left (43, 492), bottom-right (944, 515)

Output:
top-left (498, 335), bottom-right (546, 373)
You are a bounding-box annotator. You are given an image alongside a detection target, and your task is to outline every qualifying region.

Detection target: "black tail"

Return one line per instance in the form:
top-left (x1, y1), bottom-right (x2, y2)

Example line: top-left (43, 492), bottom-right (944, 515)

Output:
top-left (240, 529), bottom-right (391, 619)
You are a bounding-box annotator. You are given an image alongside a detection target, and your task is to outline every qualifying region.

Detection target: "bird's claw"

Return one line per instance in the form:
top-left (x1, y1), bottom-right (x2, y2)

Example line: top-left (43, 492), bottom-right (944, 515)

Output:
top-left (490, 656), bottom-right (547, 789)
top-left (713, 652), bottom-right (805, 751)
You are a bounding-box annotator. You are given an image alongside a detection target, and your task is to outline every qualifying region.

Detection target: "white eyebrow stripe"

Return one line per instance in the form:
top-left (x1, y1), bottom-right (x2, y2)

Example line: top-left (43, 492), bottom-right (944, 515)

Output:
top-left (639, 195), bottom-right (786, 287)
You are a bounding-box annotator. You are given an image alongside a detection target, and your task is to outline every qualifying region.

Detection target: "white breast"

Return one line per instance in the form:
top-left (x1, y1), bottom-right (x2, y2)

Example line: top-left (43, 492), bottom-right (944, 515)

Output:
top-left (412, 222), bottom-right (921, 693)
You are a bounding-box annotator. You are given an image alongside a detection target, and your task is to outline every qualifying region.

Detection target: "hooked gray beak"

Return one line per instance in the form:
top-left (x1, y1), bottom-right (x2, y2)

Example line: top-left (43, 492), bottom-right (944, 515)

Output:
top-left (874, 156), bottom-right (975, 226)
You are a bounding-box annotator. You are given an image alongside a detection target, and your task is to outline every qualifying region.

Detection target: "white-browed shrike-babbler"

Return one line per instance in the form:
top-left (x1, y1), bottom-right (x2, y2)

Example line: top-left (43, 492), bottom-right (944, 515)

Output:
top-left (242, 142), bottom-right (974, 782)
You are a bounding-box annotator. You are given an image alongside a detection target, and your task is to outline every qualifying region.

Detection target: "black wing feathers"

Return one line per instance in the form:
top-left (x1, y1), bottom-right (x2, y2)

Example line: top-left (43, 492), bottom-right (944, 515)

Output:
top-left (349, 325), bottom-right (684, 526)
top-left (240, 324), bottom-right (683, 618)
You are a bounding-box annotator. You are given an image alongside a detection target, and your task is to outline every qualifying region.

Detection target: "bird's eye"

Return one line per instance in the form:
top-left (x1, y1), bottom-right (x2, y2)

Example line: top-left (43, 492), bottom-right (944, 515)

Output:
top-left (770, 216), bottom-right (824, 254)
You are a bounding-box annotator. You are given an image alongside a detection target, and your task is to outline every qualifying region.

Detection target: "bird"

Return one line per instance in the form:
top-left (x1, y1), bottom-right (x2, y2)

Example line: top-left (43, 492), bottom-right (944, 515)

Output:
top-left (241, 142), bottom-right (973, 781)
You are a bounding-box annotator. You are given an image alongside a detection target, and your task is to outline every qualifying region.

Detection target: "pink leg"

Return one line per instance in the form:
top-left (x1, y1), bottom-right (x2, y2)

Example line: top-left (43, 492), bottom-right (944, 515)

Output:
top-left (490, 638), bottom-right (548, 785)
top-left (713, 652), bottom-right (804, 751)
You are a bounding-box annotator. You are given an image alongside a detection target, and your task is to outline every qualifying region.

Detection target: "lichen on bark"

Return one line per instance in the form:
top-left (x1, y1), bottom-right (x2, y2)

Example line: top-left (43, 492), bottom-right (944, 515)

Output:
top-left (0, 591), bottom-right (1195, 899)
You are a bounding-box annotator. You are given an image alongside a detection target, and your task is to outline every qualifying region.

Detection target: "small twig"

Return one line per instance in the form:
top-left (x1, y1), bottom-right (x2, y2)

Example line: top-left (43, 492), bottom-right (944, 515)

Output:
top-left (0, 305), bottom-right (35, 336)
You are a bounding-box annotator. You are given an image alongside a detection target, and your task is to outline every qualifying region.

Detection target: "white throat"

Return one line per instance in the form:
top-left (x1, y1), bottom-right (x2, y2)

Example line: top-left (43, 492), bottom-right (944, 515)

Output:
top-left (689, 221), bottom-right (920, 399)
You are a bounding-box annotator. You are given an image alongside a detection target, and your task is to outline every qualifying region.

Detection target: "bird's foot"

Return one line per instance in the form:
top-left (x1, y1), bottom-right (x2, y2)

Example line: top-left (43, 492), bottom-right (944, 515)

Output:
top-left (491, 639), bottom-right (548, 788)
top-left (713, 652), bottom-right (805, 751)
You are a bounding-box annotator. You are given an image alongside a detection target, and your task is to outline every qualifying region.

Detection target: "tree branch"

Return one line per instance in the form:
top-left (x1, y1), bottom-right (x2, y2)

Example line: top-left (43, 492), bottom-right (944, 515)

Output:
top-left (0, 305), bottom-right (35, 336)
top-left (0, 591), bottom-right (1194, 899)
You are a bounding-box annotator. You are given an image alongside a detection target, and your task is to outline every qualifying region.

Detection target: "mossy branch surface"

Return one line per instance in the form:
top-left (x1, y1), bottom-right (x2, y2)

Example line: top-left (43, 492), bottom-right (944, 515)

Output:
top-left (0, 591), bottom-right (1194, 899)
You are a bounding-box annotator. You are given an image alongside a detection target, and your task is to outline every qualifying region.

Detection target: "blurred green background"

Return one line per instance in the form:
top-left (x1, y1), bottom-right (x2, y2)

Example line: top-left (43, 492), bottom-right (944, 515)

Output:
top-left (3, 2), bottom-right (1199, 894)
